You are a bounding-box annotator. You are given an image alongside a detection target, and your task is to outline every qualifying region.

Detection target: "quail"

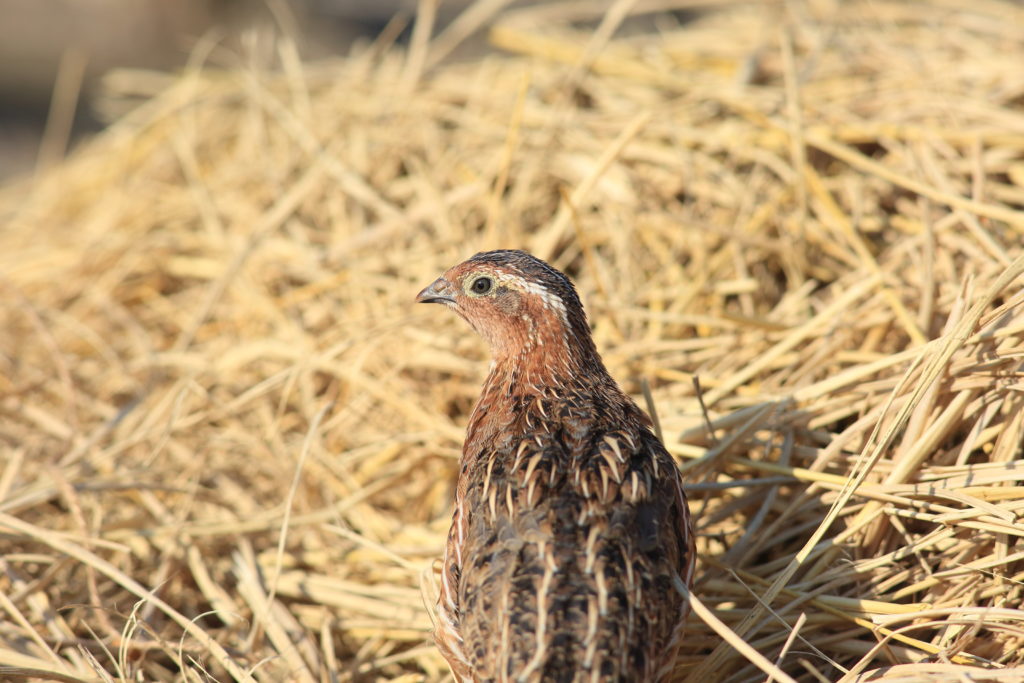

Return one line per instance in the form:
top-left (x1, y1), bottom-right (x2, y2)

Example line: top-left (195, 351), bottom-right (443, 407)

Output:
top-left (417, 250), bottom-right (695, 682)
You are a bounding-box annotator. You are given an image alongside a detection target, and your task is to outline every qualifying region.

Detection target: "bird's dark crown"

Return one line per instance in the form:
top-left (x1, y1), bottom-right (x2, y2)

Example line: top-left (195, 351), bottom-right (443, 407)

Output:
top-left (464, 249), bottom-right (581, 304)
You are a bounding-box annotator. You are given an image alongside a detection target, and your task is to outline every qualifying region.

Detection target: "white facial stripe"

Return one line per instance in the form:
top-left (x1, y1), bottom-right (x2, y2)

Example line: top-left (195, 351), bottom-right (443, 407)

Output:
top-left (493, 272), bottom-right (569, 323)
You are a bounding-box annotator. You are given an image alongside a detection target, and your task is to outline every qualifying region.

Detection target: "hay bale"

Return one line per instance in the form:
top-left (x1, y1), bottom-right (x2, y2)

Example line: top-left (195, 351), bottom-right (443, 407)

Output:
top-left (1, 0), bottom-right (1023, 680)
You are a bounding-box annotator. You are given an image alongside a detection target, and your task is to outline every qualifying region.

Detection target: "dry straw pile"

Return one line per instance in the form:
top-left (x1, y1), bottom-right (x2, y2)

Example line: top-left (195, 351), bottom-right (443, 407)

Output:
top-left (2, 0), bottom-right (1024, 681)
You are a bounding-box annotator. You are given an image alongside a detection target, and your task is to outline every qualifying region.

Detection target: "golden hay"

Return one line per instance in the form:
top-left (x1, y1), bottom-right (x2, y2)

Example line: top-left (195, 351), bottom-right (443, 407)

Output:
top-left (2, 0), bottom-right (1024, 681)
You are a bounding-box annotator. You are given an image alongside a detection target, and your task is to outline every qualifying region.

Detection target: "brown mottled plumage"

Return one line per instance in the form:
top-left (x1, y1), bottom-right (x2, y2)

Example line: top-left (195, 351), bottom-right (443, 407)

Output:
top-left (417, 250), bottom-right (695, 682)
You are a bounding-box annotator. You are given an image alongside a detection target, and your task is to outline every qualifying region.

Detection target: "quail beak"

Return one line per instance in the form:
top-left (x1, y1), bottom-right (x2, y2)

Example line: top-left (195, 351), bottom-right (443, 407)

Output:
top-left (416, 277), bottom-right (457, 305)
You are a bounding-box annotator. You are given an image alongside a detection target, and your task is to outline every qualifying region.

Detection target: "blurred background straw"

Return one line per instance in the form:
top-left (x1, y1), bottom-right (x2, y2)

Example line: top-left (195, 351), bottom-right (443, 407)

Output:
top-left (1, 1), bottom-right (1024, 681)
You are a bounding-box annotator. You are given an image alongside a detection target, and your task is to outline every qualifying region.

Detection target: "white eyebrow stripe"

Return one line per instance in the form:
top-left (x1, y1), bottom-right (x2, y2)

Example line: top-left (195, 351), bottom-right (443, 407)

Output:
top-left (493, 272), bottom-right (569, 323)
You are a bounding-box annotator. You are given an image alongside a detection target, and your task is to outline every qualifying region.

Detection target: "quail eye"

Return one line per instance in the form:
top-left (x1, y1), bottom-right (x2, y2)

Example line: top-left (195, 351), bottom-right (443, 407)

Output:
top-left (470, 276), bottom-right (493, 295)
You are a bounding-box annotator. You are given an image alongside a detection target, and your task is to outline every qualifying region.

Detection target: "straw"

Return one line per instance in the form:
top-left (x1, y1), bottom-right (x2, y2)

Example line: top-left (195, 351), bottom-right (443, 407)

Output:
top-left (1, 0), bottom-right (1023, 680)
